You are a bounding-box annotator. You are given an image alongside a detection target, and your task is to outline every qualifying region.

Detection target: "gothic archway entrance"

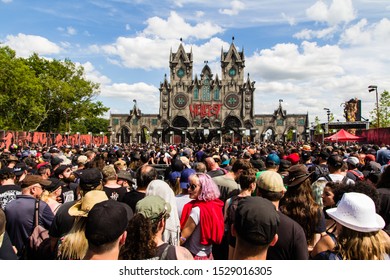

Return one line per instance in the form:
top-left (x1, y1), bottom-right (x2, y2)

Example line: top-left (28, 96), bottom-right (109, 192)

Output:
top-left (120, 126), bottom-right (131, 144)
top-left (172, 116), bottom-right (189, 143)
top-left (223, 116), bottom-right (242, 142)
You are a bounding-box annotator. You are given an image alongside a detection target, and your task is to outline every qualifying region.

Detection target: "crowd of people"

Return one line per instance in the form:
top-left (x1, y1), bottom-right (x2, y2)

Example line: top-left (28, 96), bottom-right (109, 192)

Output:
top-left (0, 140), bottom-right (389, 260)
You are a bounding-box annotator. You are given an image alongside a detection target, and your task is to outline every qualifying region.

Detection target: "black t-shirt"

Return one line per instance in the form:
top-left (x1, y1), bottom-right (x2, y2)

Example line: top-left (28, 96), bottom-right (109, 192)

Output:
top-left (48, 200), bottom-right (77, 239)
top-left (103, 186), bottom-right (127, 202)
top-left (60, 182), bottom-right (78, 203)
top-left (0, 184), bottom-right (21, 210)
top-left (122, 190), bottom-right (146, 213)
top-left (267, 212), bottom-right (309, 260)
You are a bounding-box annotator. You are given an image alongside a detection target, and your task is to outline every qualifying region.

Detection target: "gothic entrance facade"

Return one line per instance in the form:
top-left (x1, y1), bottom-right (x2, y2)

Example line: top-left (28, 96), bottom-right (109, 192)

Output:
top-left (109, 41), bottom-right (309, 144)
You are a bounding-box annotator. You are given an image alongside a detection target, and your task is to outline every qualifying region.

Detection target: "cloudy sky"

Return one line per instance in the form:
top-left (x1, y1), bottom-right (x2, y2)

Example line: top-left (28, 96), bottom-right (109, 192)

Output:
top-left (1, 0), bottom-right (389, 125)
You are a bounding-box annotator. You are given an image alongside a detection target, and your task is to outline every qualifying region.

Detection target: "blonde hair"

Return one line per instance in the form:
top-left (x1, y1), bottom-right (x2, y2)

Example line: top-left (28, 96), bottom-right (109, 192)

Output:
top-left (337, 227), bottom-right (390, 260)
top-left (58, 217), bottom-right (88, 260)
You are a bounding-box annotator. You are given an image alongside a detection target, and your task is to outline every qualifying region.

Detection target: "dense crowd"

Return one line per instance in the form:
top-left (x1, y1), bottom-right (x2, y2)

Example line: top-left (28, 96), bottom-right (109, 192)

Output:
top-left (0, 140), bottom-right (389, 260)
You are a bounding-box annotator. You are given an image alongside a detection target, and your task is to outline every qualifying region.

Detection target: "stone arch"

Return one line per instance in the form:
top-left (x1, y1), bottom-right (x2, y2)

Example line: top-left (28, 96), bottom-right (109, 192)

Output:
top-left (261, 127), bottom-right (275, 142)
top-left (284, 126), bottom-right (298, 142)
top-left (140, 126), bottom-right (150, 143)
top-left (120, 126), bottom-right (131, 144)
top-left (172, 116), bottom-right (189, 128)
top-left (223, 116), bottom-right (242, 131)
top-left (201, 117), bottom-right (211, 128)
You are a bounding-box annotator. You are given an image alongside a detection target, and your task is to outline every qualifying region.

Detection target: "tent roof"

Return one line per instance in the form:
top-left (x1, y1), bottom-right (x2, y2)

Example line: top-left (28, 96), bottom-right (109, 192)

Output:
top-left (324, 129), bottom-right (365, 142)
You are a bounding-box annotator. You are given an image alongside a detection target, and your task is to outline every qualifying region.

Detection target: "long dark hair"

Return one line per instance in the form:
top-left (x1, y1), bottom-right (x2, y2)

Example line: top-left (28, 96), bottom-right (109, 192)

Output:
top-left (119, 214), bottom-right (159, 260)
top-left (279, 179), bottom-right (321, 244)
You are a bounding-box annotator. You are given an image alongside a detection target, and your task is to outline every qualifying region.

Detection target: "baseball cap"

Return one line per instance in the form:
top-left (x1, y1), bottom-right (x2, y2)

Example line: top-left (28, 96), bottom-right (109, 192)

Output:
top-left (257, 171), bottom-right (285, 192)
top-left (346, 156), bottom-right (359, 166)
top-left (167, 171), bottom-right (181, 186)
top-left (13, 162), bottom-right (27, 176)
top-left (46, 178), bottom-right (67, 192)
top-left (85, 199), bottom-right (133, 246)
top-left (266, 153), bottom-right (280, 166)
top-left (234, 196), bottom-right (279, 246)
top-left (179, 168), bottom-right (196, 189)
top-left (21, 175), bottom-right (51, 189)
top-left (77, 155), bottom-right (88, 165)
top-left (78, 168), bottom-right (103, 190)
top-left (286, 153), bottom-right (300, 165)
top-left (54, 164), bottom-right (72, 178)
top-left (136, 195), bottom-right (171, 221)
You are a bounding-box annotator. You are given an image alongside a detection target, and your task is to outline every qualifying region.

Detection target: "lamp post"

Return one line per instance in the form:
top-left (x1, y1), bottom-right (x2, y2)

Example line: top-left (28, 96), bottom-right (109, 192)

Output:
top-left (319, 129), bottom-right (324, 144)
top-left (157, 130), bottom-right (161, 144)
top-left (323, 108), bottom-right (330, 133)
top-left (292, 129), bottom-right (297, 142)
top-left (368, 85), bottom-right (380, 144)
top-left (100, 132), bottom-right (104, 145)
top-left (217, 130), bottom-right (222, 144)
top-left (169, 131), bottom-right (174, 144)
top-left (182, 130), bottom-right (186, 144)
top-left (88, 132), bottom-right (92, 147)
top-left (76, 132), bottom-right (80, 146)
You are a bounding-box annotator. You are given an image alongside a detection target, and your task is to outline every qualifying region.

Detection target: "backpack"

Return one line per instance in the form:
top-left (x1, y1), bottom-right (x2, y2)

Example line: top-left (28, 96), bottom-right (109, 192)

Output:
top-left (22, 199), bottom-right (51, 260)
top-left (347, 170), bottom-right (365, 181)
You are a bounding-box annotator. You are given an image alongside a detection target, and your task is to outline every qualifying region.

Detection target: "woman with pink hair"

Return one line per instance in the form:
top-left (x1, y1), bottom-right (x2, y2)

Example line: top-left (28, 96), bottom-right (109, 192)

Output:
top-left (179, 173), bottom-right (224, 260)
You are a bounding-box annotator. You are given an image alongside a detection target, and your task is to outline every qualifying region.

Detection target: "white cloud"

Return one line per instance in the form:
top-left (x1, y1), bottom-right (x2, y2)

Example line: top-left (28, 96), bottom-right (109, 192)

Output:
top-left (66, 26), bottom-right (77, 36)
top-left (1, 33), bottom-right (61, 57)
top-left (1, 0), bottom-right (13, 3)
top-left (247, 41), bottom-right (343, 81)
top-left (125, 24), bottom-right (131, 31)
top-left (195, 11), bottom-right (204, 18)
top-left (340, 18), bottom-right (390, 46)
top-left (99, 12), bottom-right (226, 70)
top-left (219, 0), bottom-right (245, 16)
top-left (101, 82), bottom-right (160, 113)
top-left (80, 61), bottom-right (111, 85)
top-left (142, 11), bottom-right (224, 40)
top-left (306, 0), bottom-right (356, 26)
top-left (281, 12), bottom-right (296, 26)
top-left (294, 27), bottom-right (336, 40)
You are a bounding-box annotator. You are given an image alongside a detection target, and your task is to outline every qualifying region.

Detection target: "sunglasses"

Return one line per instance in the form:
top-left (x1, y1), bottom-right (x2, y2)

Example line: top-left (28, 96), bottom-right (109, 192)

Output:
top-left (187, 183), bottom-right (198, 191)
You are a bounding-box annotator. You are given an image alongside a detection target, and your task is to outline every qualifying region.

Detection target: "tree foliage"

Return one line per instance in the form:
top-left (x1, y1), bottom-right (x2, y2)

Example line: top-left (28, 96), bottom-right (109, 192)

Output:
top-left (370, 90), bottom-right (390, 128)
top-left (0, 46), bottom-right (109, 133)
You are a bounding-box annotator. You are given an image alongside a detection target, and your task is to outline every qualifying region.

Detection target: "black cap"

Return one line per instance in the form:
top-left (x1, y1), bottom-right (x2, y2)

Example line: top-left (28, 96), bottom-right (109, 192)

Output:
top-left (46, 178), bottom-right (67, 192)
top-left (13, 162), bottom-right (28, 176)
top-left (85, 200), bottom-right (133, 246)
top-left (78, 168), bottom-right (103, 190)
top-left (234, 196), bottom-right (279, 246)
top-left (54, 164), bottom-right (71, 178)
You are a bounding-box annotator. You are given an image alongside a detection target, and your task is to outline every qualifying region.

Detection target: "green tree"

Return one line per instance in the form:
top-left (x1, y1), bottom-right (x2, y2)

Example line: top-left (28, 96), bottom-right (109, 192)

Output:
top-left (0, 46), bottom-right (109, 132)
top-left (370, 90), bottom-right (390, 128)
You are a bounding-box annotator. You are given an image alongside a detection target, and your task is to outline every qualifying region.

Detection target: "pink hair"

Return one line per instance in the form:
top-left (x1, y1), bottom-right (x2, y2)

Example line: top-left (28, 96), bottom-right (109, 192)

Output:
top-left (190, 173), bottom-right (220, 201)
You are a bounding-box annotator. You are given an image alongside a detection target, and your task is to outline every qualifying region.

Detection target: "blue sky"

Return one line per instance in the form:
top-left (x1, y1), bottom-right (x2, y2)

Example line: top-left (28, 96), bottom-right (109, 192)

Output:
top-left (1, 0), bottom-right (389, 125)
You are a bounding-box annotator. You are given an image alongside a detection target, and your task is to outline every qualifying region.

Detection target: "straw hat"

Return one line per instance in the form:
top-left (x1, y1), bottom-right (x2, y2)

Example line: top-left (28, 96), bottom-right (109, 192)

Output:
top-left (68, 190), bottom-right (108, 217)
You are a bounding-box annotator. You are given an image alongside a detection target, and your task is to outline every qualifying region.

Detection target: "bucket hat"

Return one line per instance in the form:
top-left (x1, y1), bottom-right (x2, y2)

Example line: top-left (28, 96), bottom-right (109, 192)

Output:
top-left (326, 192), bottom-right (385, 233)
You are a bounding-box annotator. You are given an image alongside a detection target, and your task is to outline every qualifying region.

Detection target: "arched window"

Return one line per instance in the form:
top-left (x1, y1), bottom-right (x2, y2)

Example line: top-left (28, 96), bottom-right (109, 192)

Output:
top-left (202, 79), bottom-right (210, 101)
top-left (194, 87), bottom-right (199, 100)
top-left (214, 88), bottom-right (220, 100)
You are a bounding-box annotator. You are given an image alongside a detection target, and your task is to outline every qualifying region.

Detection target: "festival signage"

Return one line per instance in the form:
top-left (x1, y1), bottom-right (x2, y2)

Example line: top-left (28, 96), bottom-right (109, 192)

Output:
top-left (189, 103), bottom-right (223, 118)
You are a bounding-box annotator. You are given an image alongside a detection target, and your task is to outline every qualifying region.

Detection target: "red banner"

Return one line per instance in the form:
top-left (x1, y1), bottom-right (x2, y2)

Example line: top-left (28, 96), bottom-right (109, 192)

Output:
top-left (189, 103), bottom-right (223, 118)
